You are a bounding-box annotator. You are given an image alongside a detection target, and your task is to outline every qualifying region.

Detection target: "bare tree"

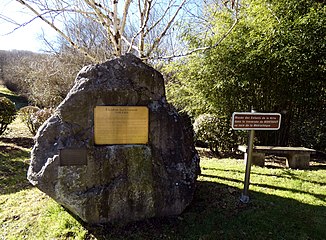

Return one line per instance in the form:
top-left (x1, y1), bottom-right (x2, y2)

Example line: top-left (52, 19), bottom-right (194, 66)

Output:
top-left (5, 0), bottom-right (185, 61)
top-left (2, 0), bottom-right (239, 62)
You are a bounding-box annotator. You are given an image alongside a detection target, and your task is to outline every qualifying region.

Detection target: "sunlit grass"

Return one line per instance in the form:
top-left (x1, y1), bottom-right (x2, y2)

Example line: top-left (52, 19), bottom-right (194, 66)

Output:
top-left (3, 116), bottom-right (33, 139)
top-left (197, 157), bottom-right (326, 240)
top-left (200, 157), bottom-right (326, 207)
top-left (1, 154), bottom-right (326, 239)
top-left (0, 145), bottom-right (88, 240)
top-left (1, 109), bottom-right (326, 239)
top-left (0, 188), bottom-right (88, 240)
top-left (0, 85), bottom-right (16, 96)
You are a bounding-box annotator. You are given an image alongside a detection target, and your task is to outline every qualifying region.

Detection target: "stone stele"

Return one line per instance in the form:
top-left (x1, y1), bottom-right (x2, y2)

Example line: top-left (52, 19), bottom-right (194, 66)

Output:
top-left (27, 54), bottom-right (200, 224)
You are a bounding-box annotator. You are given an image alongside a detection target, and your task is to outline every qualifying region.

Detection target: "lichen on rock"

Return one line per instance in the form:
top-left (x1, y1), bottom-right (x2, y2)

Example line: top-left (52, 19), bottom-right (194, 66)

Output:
top-left (27, 54), bottom-right (200, 224)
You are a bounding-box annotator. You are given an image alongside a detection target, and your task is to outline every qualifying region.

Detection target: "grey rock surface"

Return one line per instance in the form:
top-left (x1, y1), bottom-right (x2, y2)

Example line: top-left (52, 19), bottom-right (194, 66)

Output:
top-left (27, 54), bottom-right (200, 224)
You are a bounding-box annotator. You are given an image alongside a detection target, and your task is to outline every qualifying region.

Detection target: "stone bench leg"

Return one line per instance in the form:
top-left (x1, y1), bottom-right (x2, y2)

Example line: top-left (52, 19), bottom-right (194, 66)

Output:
top-left (286, 153), bottom-right (310, 169)
top-left (244, 152), bottom-right (265, 167)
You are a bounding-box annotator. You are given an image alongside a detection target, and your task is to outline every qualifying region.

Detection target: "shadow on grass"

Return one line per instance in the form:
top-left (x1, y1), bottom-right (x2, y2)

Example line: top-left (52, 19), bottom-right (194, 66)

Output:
top-left (0, 137), bottom-right (34, 149)
top-left (80, 181), bottom-right (326, 240)
top-left (201, 173), bottom-right (326, 203)
top-left (0, 145), bottom-right (31, 194)
top-left (309, 165), bottom-right (326, 170)
top-left (203, 165), bottom-right (326, 186)
top-left (0, 91), bottom-right (28, 110)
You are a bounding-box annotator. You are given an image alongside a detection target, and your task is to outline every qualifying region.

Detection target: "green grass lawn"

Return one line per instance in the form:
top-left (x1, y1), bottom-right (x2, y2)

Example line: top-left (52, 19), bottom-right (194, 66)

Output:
top-left (1, 142), bottom-right (325, 239)
top-left (1, 86), bottom-right (326, 239)
top-left (196, 158), bottom-right (326, 240)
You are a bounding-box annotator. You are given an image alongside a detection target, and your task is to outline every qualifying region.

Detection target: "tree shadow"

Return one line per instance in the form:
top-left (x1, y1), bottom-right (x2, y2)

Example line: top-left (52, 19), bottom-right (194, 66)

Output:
top-left (309, 157), bottom-right (326, 170)
top-left (0, 145), bottom-right (32, 194)
top-left (0, 137), bottom-right (34, 149)
top-left (197, 147), bottom-right (243, 159)
top-left (80, 180), bottom-right (326, 240)
top-left (202, 165), bottom-right (326, 188)
top-left (0, 91), bottom-right (28, 109)
top-left (265, 155), bottom-right (326, 171)
top-left (202, 173), bottom-right (326, 203)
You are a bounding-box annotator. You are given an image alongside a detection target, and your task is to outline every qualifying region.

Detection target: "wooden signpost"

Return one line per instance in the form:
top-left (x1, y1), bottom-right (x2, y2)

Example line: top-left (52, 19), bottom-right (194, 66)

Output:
top-left (232, 111), bottom-right (281, 203)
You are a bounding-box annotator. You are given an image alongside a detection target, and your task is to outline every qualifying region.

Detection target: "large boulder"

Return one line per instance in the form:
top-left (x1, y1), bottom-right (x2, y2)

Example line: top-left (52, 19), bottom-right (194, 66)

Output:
top-left (27, 54), bottom-right (200, 224)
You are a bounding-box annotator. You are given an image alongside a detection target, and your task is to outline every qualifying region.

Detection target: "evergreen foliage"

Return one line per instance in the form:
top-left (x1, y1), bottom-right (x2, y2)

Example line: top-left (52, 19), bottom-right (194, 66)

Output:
top-left (166, 0), bottom-right (326, 151)
top-left (193, 114), bottom-right (246, 154)
top-left (0, 97), bottom-right (16, 135)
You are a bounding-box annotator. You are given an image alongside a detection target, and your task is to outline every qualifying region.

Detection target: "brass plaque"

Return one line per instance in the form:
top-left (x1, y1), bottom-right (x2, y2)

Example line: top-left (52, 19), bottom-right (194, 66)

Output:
top-left (60, 148), bottom-right (87, 166)
top-left (94, 106), bottom-right (149, 145)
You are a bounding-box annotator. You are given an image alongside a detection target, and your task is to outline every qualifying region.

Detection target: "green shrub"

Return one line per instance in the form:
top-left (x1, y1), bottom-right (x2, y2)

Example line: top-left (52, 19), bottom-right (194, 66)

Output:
top-left (19, 106), bottom-right (53, 135)
top-left (0, 97), bottom-right (16, 135)
top-left (193, 113), bottom-right (245, 154)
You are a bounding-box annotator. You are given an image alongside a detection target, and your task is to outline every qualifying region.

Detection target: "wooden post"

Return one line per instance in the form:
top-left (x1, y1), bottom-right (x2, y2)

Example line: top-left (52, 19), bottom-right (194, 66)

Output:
top-left (240, 128), bottom-right (255, 203)
top-left (232, 109), bottom-right (281, 203)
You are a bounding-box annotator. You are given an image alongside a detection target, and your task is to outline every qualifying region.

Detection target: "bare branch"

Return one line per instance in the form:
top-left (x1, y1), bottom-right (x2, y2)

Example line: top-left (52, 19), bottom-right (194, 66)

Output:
top-left (1, 14), bottom-right (40, 35)
top-left (0, 14), bottom-right (20, 26)
top-left (83, 0), bottom-right (119, 55)
top-left (120, 0), bottom-right (132, 35)
top-left (6, 0), bottom-right (238, 61)
top-left (112, 0), bottom-right (120, 55)
top-left (149, 0), bottom-right (240, 60)
top-left (146, 0), bottom-right (187, 57)
top-left (122, 35), bottom-right (140, 56)
top-left (126, 0), bottom-right (151, 54)
top-left (15, 0), bottom-right (97, 61)
top-left (39, 29), bottom-right (58, 54)
top-left (144, 1), bottom-right (173, 36)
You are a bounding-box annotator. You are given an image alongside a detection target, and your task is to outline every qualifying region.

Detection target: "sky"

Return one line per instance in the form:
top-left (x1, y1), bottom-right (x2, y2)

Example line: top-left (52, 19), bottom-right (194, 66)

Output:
top-left (0, 0), bottom-right (200, 54)
top-left (0, 0), bottom-right (56, 52)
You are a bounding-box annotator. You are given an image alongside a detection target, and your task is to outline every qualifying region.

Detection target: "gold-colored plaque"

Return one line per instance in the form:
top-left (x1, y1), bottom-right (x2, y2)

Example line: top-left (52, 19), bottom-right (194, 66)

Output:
top-left (94, 106), bottom-right (149, 145)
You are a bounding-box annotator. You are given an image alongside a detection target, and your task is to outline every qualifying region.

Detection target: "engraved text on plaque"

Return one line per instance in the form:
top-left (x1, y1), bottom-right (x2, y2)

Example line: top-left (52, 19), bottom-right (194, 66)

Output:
top-left (94, 106), bottom-right (149, 144)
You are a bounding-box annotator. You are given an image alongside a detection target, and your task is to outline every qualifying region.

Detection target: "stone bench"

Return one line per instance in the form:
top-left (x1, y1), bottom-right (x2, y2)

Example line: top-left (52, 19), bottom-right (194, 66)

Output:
top-left (238, 145), bottom-right (316, 169)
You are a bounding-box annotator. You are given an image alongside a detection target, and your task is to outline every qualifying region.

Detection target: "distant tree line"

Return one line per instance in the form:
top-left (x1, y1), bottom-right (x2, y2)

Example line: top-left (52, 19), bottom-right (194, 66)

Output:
top-left (0, 49), bottom-right (90, 107)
